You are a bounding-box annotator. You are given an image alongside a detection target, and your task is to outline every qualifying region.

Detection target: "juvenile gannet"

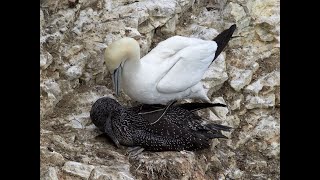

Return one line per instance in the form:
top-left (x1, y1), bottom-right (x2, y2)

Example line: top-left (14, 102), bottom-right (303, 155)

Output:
top-left (105, 24), bottom-right (236, 104)
top-left (90, 97), bottom-right (231, 153)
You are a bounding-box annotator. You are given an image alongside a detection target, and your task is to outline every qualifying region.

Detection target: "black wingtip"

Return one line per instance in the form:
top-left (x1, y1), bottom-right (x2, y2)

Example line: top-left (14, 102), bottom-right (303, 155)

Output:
top-left (178, 102), bottom-right (228, 112)
top-left (213, 133), bottom-right (228, 139)
top-left (211, 103), bottom-right (227, 107)
top-left (212, 24), bottom-right (237, 61)
top-left (229, 24), bottom-right (237, 32)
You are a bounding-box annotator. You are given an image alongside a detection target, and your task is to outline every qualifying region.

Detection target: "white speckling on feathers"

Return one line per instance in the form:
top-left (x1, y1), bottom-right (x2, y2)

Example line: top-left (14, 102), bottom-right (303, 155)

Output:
top-left (90, 97), bottom-right (230, 151)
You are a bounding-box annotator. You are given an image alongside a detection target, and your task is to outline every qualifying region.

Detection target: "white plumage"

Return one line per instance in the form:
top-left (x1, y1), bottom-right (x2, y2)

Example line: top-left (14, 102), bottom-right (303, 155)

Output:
top-left (104, 24), bottom-right (236, 104)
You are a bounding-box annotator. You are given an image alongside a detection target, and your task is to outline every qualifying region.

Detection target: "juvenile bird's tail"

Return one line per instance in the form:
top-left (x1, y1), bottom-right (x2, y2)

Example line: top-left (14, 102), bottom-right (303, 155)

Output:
top-left (213, 24), bottom-right (237, 60)
top-left (199, 123), bottom-right (232, 139)
top-left (205, 123), bottom-right (232, 132)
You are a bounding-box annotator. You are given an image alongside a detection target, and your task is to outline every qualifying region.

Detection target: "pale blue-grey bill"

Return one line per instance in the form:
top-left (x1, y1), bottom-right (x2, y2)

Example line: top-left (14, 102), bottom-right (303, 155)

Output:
top-left (112, 66), bottom-right (122, 96)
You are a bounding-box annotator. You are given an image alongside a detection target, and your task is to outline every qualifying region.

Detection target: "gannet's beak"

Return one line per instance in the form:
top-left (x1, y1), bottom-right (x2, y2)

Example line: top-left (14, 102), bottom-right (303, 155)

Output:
top-left (112, 66), bottom-right (122, 96)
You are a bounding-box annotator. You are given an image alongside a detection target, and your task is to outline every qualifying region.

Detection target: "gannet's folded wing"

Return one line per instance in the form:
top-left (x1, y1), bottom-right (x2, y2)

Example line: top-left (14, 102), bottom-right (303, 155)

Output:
top-left (156, 41), bottom-right (217, 93)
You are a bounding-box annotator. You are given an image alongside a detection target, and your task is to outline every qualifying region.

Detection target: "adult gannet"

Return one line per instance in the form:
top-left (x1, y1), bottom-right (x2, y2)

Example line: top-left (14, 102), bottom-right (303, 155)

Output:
top-left (104, 24), bottom-right (236, 104)
top-left (90, 97), bottom-right (231, 153)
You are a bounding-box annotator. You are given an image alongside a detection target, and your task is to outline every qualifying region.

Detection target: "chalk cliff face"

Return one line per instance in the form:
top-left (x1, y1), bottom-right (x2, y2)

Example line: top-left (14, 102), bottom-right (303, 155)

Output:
top-left (40, 0), bottom-right (280, 179)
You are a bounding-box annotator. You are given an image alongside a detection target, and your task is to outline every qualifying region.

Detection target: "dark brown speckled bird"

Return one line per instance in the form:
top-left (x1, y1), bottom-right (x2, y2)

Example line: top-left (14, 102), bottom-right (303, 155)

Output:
top-left (90, 97), bottom-right (231, 154)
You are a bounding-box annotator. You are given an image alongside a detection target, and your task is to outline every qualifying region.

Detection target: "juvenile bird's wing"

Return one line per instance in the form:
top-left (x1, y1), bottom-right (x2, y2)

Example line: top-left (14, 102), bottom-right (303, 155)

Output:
top-left (132, 115), bottom-right (210, 151)
top-left (137, 100), bottom-right (177, 124)
top-left (134, 102), bottom-right (212, 130)
top-left (133, 128), bottom-right (209, 151)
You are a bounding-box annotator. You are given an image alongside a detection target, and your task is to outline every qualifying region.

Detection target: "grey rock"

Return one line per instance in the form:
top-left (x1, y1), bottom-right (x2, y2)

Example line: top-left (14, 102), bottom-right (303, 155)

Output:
top-left (124, 27), bottom-right (142, 39)
top-left (229, 66), bottom-right (253, 92)
top-left (228, 167), bottom-right (244, 179)
top-left (41, 167), bottom-right (59, 180)
top-left (40, 9), bottom-right (45, 31)
top-left (62, 161), bottom-right (95, 179)
top-left (223, 2), bottom-right (246, 22)
top-left (202, 53), bottom-right (228, 97)
top-left (230, 95), bottom-right (243, 110)
top-left (177, 24), bottom-right (219, 40)
top-left (89, 165), bottom-right (134, 180)
top-left (256, 25), bottom-right (275, 42)
top-left (42, 79), bottom-right (61, 97)
top-left (40, 146), bottom-right (65, 166)
top-left (160, 15), bottom-right (178, 35)
top-left (245, 71), bottom-right (280, 94)
top-left (50, 135), bottom-right (80, 152)
top-left (40, 51), bottom-right (53, 70)
top-left (63, 45), bottom-right (84, 59)
top-left (211, 97), bottom-right (229, 119)
top-left (245, 93), bottom-right (275, 109)
top-left (65, 65), bottom-right (83, 80)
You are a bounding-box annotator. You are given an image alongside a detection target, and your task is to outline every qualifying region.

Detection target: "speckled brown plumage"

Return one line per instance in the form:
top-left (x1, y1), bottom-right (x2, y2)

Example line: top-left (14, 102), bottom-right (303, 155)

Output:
top-left (90, 97), bottom-right (231, 152)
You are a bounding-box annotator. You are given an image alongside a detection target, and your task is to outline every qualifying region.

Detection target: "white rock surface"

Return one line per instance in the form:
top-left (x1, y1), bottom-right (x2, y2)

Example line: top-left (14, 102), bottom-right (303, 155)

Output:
top-left (65, 65), bottom-right (84, 80)
top-left (40, 146), bottom-right (65, 166)
top-left (230, 98), bottom-right (242, 110)
top-left (245, 93), bottom-right (275, 109)
top-left (41, 167), bottom-right (59, 180)
top-left (62, 161), bottom-right (95, 179)
top-left (224, 2), bottom-right (246, 22)
top-left (202, 53), bottom-right (229, 97)
top-left (40, 51), bottom-right (53, 70)
top-left (177, 24), bottom-right (219, 40)
top-left (229, 66), bottom-right (253, 92)
top-left (211, 97), bottom-right (229, 119)
top-left (245, 71), bottom-right (280, 94)
top-left (89, 165), bottom-right (134, 180)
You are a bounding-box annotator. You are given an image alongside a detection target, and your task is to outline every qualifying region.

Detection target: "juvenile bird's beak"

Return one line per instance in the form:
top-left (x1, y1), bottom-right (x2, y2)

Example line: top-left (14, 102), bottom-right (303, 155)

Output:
top-left (112, 66), bottom-right (122, 96)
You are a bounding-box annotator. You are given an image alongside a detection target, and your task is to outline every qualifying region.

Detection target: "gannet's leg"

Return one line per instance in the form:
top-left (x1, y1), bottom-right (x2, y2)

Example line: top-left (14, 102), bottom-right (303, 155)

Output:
top-left (166, 100), bottom-right (178, 106)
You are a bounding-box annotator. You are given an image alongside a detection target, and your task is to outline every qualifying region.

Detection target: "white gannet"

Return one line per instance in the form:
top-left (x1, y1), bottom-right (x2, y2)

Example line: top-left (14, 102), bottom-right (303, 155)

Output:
top-left (104, 24), bottom-right (236, 104)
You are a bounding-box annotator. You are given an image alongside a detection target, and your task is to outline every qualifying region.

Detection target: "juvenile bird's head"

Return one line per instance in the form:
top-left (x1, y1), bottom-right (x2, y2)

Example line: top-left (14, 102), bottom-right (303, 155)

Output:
top-left (90, 97), bottom-right (122, 130)
top-left (104, 37), bottom-right (140, 96)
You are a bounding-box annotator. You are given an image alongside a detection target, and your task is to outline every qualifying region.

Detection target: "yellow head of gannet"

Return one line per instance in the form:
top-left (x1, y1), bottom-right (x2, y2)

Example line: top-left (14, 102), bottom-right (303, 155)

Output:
top-left (104, 37), bottom-right (140, 96)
